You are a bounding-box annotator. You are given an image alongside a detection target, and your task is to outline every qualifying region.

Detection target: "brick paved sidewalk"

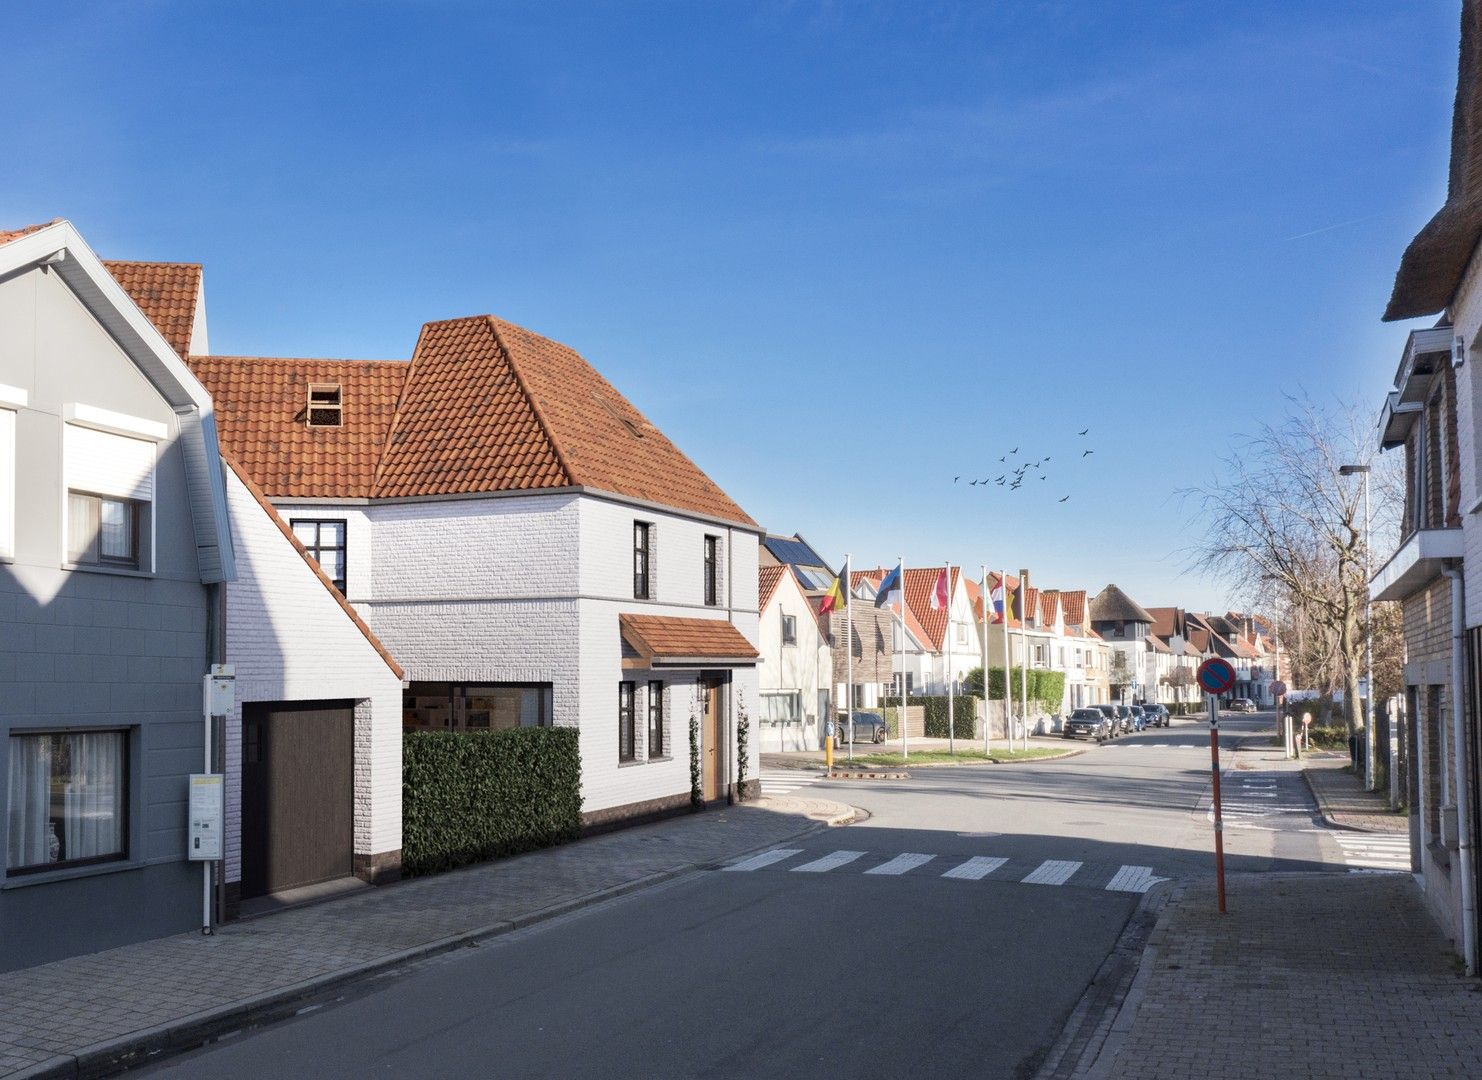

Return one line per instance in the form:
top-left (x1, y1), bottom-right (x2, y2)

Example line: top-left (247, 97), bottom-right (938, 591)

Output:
top-left (1089, 873), bottom-right (1482, 1080)
top-left (0, 796), bottom-right (852, 1079)
top-left (1303, 755), bottom-right (1409, 834)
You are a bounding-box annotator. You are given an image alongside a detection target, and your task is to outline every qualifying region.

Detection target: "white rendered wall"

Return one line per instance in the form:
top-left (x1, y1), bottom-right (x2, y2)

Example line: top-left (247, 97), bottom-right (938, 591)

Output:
top-left (758, 571), bottom-right (830, 752)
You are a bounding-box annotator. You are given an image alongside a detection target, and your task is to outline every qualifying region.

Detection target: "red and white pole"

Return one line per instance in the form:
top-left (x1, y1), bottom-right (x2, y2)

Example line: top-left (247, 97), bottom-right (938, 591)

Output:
top-left (1208, 692), bottom-right (1227, 915)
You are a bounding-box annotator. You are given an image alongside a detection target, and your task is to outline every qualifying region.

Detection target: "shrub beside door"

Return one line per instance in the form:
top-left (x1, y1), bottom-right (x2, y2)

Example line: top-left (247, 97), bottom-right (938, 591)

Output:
top-left (402, 727), bottom-right (582, 877)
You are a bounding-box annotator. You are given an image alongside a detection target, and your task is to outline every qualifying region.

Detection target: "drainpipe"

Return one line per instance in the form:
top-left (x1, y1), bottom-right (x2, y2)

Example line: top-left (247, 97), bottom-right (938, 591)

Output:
top-left (1443, 565), bottom-right (1477, 975)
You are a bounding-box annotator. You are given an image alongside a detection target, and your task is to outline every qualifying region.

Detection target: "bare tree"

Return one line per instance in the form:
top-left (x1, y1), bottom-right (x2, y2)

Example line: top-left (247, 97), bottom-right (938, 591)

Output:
top-left (1186, 395), bottom-right (1400, 735)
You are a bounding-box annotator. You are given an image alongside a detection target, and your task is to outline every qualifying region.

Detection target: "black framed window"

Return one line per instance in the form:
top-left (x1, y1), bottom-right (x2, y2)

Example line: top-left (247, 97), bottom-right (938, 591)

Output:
top-left (634, 522), bottom-right (651, 599)
top-left (619, 682), bottom-right (636, 762)
top-left (648, 681), bottom-right (664, 758)
top-left (68, 492), bottom-right (143, 569)
top-left (7, 730), bottom-right (128, 873)
top-left (703, 536), bottom-right (718, 606)
top-left (781, 613), bottom-right (797, 645)
top-left (291, 519), bottom-right (348, 594)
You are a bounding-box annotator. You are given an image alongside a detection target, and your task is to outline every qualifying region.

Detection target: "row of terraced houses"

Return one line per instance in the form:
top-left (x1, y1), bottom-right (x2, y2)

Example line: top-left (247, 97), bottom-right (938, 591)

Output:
top-left (0, 218), bottom-right (1279, 972)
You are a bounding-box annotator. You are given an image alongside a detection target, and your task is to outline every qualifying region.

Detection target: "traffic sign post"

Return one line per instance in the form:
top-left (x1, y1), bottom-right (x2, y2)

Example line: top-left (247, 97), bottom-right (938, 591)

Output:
top-left (1197, 657), bottom-right (1236, 915)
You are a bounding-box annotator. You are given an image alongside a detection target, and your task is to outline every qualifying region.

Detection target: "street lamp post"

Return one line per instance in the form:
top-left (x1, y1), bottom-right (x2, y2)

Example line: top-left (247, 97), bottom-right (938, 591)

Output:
top-left (1340, 463), bottom-right (1375, 792)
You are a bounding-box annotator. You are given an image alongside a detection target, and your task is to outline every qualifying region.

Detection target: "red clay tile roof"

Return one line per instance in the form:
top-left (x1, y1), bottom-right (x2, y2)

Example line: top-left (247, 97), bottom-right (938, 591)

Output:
top-left (0, 220), bottom-right (62, 245)
top-left (1040, 589), bottom-right (1060, 628)
top-left (222, 454), bottom-right (403, 680)
top-left (758, 564), bottom-right (787, 611)
top-left (196, 315), bottom-right (755, 525)
top-left (1147, 607), bottom-right (1181, 639)
top-left (191, 356), bottom-right (408, 499)
top-left (104, 261), bottom-right (201, 357)
top-left (1060, 590), bottom-right (1087, 628)
top-left (902, 567), bottom-right (958, 651)
top-left (619, 614), bottom-right (759, 662)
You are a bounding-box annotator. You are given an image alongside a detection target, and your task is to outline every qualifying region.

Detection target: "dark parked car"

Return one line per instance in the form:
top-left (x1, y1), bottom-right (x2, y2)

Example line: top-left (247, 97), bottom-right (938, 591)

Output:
top-left (834, 710), bottom-right (888, 747)
top-left (1095, 703), bottom-right (1119, 736)
top-left (1142, 703), bottom-right (1170, 727)
top-left (1128, 705), bottom-right (1147, 732)
top-left (1113, 705), bottom-right (1134, 734)
top-left (1063, 708), bottom-right (1111, 742)
top-left (1227, 698), bottom-right (1257, 713)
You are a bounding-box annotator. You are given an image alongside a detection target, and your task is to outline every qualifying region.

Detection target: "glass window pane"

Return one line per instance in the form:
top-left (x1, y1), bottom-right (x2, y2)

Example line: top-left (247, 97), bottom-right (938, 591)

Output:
top-left (291, 521), bottom-right (318, 546)
top-left (99, 499), bottom-right (131, 559)
top-left (320, 521), bottom-right (346, 547)
top-left (68, 492), bottom-right (98, 563)
top-left (7, 731), bottom-right (125, 870)
top-left (322, 550), bottom-right (346, 586)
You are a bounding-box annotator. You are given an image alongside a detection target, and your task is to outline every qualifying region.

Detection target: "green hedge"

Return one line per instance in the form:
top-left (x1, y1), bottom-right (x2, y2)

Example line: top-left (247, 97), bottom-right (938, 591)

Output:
top-left (402, 727), bottom-right (582, 877)
top-left (963, 667), bottom-right (1066, 714)
top-left (881, 695), bottom-right (976, 738)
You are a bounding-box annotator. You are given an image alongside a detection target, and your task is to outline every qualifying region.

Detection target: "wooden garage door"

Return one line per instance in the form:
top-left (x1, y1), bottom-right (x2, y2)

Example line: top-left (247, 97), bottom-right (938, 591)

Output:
top-left (241, 701), bottom-right (354, 899)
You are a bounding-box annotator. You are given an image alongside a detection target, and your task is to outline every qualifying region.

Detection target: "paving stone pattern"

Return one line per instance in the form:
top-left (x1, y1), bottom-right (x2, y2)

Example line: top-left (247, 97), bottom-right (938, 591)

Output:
top-left (1304, 756), bottom-right (1409, 834)
top-left (1100, 873), bottom-right (1482, 1080)
top-left (0, 800), bottom-right (832, 1077)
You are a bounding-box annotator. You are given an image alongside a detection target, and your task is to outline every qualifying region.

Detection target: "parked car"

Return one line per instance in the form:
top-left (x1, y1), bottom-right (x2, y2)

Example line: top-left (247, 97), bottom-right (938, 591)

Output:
top-left (1142, 703), bottom-right (1170, 727)
top-left (1128, 705), bottom-right (1147, 732)
top-left (1095, 704), bottom-right (1119, 737)
top-left (834, 710), bottom-right (888, 746)
top-left (1114, 705), bottom-right (1134, 734)
top-left (1227, 698), bottom-right (1257, 713)
top-left (1063, 708), bottom-right (1111, 743)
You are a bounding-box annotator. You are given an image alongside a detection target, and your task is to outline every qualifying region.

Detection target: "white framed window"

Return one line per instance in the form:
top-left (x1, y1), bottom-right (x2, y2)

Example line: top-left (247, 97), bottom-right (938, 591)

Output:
top-left (781, 613), bottom-right (798, 645)
top-left (63, 414), bottom-right (158, 573)
top-left (956, 622), bottom-right (967, 645)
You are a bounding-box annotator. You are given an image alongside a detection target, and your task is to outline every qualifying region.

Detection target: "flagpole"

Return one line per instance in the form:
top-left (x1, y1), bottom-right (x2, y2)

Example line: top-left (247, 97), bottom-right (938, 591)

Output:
top-left (899, 555), bottom-right (907, 763)
top-left (981, 564), bottom-right (990, 756)
top-left (1002, 569), bottom-right (1012, 753)
top-left (845, 553), bottom-right (853, 764)
top-left (945, 561), bottom-right (954, 756)
top-left (1020, 567), bottom-right (1031, 751)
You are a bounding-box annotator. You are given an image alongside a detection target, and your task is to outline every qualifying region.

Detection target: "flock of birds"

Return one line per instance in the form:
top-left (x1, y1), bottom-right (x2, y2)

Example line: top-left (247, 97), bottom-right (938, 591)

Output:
top-left (953, 429), bottom-right (1093, 503)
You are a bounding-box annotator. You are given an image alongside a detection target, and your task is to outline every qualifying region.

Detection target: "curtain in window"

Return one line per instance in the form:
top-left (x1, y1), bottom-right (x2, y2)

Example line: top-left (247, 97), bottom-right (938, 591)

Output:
top-left (63, 732), bottom-right (123, 861)
top-left (99, 498), bottom-right (130, 559)
top-left (7, 737), bottom-right (50, 869)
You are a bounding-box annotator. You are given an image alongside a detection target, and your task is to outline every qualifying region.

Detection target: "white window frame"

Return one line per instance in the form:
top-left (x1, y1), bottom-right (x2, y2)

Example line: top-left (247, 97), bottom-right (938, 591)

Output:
top-left (61, 405), bottom-right (162, 575)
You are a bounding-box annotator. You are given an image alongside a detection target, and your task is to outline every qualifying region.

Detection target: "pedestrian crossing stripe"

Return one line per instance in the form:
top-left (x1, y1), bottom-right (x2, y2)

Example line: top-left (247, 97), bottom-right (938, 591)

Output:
top-left (721, 849), bottom-right (1170, 892)
top-left (1022, 860), bottom-right (1082, 886)
top-left (941, 856), bottom-right (1008, 881)
top-left (1104, 865), bottom-right (1168, 893)
top-left (865, 853), bottom-right (935, 876)
top-left (791, 850), bottom-right (866, 873)
top-left (722, 848), bottom-right (803, 873)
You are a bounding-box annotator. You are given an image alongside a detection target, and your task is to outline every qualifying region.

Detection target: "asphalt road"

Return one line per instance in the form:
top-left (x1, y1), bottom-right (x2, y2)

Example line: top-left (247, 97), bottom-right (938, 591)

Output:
top-left (143, 713), bottom-right (1338, 1079)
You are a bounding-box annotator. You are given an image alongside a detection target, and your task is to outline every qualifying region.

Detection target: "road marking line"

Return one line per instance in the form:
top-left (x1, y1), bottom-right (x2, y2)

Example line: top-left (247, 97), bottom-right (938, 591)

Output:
top-left (1022, 859), bottom-right (1082, 886)
top-left (1105, 865), bottom-right (1169, 894)
top-left (941, 856), bottom-right (1008, 881)
top-left (791, 850), bottom-right (866, 873)
top-left (864, 853), bottom-right (935, 876)
top-left (723, 848), bottom-right (803, 872)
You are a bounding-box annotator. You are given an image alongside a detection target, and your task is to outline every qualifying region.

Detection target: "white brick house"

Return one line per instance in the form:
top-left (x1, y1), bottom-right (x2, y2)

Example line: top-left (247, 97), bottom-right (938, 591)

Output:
top-left (193, 312), bottom-right (763, 825)
top-left (757, 564), bottom-right (832, 752)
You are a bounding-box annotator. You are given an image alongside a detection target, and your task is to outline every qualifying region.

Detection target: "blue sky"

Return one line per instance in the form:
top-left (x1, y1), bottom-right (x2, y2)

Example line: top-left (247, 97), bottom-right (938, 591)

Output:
top-left (1, 1), bottom-right (1461, 611)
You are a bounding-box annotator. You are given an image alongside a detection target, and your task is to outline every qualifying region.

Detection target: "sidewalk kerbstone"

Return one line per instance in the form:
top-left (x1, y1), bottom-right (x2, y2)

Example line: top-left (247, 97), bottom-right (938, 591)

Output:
top-left (1302, 756), bottom-right (1408, 834)
top-left (0, 796), bottom-right (857, 1079)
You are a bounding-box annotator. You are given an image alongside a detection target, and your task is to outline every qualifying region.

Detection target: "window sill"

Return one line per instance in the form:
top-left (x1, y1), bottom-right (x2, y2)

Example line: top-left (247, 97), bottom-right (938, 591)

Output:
top-left (62, 562), bottom-right (154, 580)
top-left (646, 755), bottom-right (673, 764)
top-left (618, 757), bottom-right (646, 768)
top-left (3, 856), bottom-right (140, 890)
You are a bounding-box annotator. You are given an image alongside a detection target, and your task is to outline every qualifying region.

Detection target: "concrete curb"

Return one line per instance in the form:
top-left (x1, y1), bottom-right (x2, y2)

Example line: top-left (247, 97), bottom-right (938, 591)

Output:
top-left (8, 811), bottom-right (845, 1080)
top-left (1299, 767), bottom-right (1405, 835)
top-left (1032, 881), bottom-right (1175, 1080)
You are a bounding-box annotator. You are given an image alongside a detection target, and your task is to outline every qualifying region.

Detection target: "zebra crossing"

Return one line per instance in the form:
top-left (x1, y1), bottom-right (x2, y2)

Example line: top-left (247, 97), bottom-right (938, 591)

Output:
top-left (1332, 831), bottom-right (1411, 873)
top-left (759, 769), bottom-right (825, 798)
top-left (1205, 770), bottom-right (1318, 830)
top-left (721, 847), bottom-right (1169, 893)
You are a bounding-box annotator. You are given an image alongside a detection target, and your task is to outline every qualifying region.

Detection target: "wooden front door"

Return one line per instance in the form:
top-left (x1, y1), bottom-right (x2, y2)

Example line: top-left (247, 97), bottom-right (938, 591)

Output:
top-left (702, 675), bottom-right (726, 801)
top-left (241, 701), bottom-right (355, 899)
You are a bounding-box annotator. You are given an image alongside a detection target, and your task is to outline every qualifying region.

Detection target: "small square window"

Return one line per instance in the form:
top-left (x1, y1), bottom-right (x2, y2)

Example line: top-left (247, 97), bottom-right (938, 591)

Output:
top-left (7, 730), bottom-right (128, 872)
top-left (68, 491), bottom-right (144, 569)
top-left (307, 384), bottom-right (343, 428)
